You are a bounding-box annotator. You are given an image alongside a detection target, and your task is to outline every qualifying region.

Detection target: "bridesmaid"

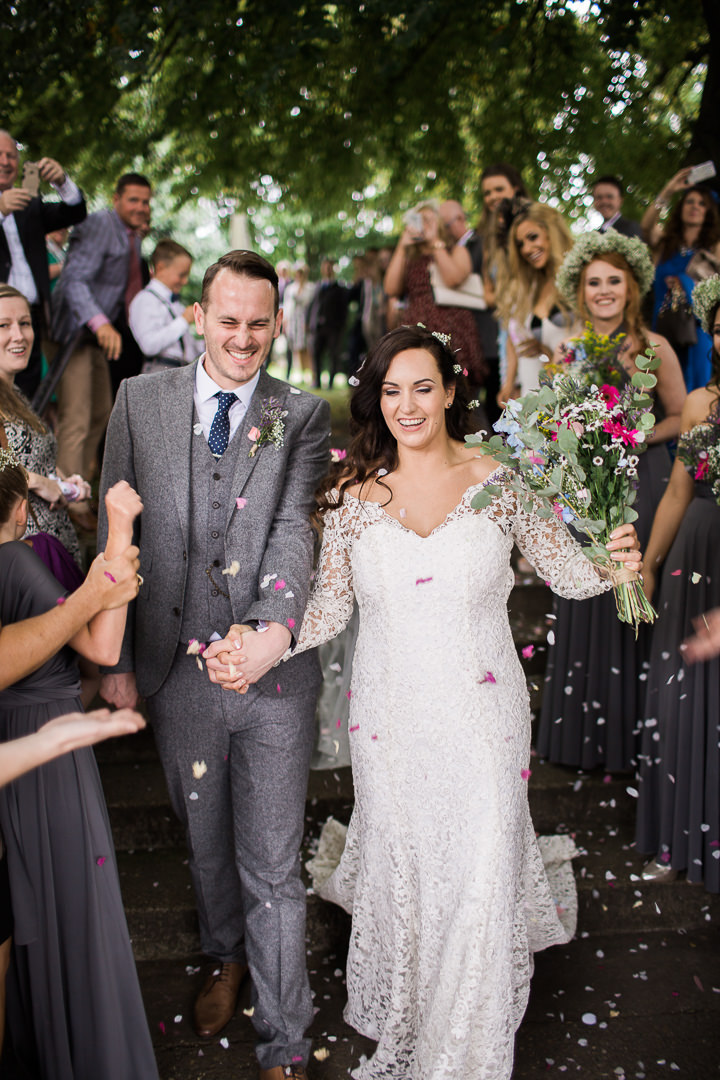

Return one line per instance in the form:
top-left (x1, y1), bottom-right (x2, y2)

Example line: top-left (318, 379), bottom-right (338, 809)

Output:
top-left (536, 231), bottom-right (686, 771)
top-left (635, 275), bottom-right (720, 890)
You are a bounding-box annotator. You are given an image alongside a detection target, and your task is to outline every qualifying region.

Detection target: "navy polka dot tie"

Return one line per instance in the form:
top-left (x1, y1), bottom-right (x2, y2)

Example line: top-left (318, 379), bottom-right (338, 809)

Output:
top-left (207, 391), bottom-right (238, 457)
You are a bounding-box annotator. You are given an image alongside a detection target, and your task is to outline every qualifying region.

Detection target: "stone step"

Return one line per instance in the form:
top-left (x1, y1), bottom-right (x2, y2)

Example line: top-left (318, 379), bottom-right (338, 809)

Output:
top-left (118, 824), bottom-right (720, 963)
top-left (137, 925), bottom-right (720, 1079)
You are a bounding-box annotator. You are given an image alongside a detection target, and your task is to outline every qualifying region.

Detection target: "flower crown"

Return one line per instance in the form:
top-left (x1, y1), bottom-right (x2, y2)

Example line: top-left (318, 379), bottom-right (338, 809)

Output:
top-left (0, 446), bottom-right (21, 473)
top-left (556, 229), bottom-right (655, 306)
top-left (693, 274), bottom-right (720, 335)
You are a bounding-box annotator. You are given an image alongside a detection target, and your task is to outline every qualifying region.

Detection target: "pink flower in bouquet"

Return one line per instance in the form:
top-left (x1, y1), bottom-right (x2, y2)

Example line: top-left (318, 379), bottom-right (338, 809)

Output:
top-left (528, 454), bottom-right (544, 465)
top-left (695, 452), bottom-right (709, 481)
top-left (247, 426), bottom-right (260, 443)
top-left (570, 421), bottom-right (585, 437)
top-left (603, 419), bottom-right (640, 448)
top-left (600, 384), bottom-right (621, 407)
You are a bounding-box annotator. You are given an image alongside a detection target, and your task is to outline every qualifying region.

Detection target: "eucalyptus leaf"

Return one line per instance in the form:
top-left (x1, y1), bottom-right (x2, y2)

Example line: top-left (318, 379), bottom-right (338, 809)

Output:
top-left (623, 505), bottom-right (639, 524)
top-left (631, 372), bottom-right (657, 389)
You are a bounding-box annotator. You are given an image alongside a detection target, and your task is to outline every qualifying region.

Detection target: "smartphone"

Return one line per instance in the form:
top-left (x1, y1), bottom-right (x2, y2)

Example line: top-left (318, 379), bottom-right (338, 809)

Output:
top-left (22, 161), bottom-right (40, 197)
top-left (687, 160), bottom-right (716, 186)
top-left (403, 210), bottom-right (425, 239)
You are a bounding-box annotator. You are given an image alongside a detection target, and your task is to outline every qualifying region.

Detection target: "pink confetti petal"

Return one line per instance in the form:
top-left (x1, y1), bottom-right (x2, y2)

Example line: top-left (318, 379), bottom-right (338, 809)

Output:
top-left (158, 1022), bottom-right (166, 1034)
top-left (346, 690), bottom-right (352, 700)
top-left (236, 497), bottom-right (247, 508)
top-left (274, 579), bottom-right (286, 590)
top-left (521, 768), bottom-right (532, 780)
top-left (276, 684), bottom-right (281, 694)
top-left (335, 719), bottom-right (342, 729)
top-left (670, 569), bottom-right (682, 576)
top-left (96, 856), bottom-right (107, 866)
top-left (415, 576), bottom-right (433, 585)
top-left (56, 596), bottom-right (65, 605)
top-left (287, 618), bottom-right (295, 629)
top-left (478, 671), bottom-right (496, 685)
top-left (371, 734), bottom-right (378, 740)
top-left (349, 725), bottom-right (359, 732)
top-left (104, 571), bottom-right (117, 583)
top-left (522, 645), bottom-right (535, 659)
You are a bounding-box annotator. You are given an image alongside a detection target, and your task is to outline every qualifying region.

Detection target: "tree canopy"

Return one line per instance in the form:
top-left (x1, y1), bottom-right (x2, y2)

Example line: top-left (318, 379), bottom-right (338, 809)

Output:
top-left (2, 0), bottom-right (716, 261)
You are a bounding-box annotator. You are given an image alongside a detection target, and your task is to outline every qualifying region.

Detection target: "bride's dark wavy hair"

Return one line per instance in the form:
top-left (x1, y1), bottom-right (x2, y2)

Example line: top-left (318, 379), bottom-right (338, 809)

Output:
top-left (316, 325), bottom-right (474, 516)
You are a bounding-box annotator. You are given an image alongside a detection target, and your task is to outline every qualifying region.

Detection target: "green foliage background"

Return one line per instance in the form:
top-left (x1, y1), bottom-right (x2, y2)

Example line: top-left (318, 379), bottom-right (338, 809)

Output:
top-left (1, 1), bottom-right (716, 267)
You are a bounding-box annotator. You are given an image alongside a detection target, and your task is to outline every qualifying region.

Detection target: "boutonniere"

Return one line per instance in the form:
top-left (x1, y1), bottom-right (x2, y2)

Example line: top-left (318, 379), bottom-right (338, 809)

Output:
top-left (248, 396), bottom-right (289, 458)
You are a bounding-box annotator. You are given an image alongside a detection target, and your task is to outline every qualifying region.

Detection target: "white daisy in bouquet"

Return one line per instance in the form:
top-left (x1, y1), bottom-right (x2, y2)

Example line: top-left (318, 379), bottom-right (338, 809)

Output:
top-left (467, 349), bottom-right (660, 632)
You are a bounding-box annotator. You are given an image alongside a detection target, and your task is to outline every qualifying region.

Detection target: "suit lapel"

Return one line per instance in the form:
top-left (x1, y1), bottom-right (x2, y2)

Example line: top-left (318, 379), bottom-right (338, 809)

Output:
top-left (159, 361), bottom-right (197, 546)
top-left (226, 369), bottom-right (286, 529)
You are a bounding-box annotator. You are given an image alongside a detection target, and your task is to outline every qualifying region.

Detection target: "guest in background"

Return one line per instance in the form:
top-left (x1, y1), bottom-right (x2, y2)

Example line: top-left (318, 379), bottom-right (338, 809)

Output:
top-left (591, 175), bottom-right (643, 238)
top-left (129, 239), bottom-right (203, 375)
top-left (642, 167), bottom-right (720, 391)
top-left (0, 131), bottom-right (86, 399)
top-left (384, 200), bottom-right (485, 387)
top-left (51, 172), bottom-right (152, 485)
top-left (495, 201), bottom-right (574, 400)
top-left (282, 262), bottom-right (315, 383)
top-left (441, 198), bottom-right (502, 425)
top-left (309, 259), bottom-right (348, 388)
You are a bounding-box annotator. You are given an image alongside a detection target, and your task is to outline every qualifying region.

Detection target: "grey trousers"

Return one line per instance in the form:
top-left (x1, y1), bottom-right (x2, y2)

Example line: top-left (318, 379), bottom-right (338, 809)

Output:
top-left (147, 649), bottom-right (318, 1069)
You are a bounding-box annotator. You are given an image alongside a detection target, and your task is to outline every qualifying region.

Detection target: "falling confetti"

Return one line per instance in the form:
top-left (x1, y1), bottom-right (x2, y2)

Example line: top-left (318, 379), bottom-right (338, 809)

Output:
top-left (274, 579), bottom-right (286, 590)
top-left (547, 629), bottom-right (556, 645)
top-left (670, 569), bottom-right (682, 576)
top-left (287, 618), bottom-right (295, 629)
top-left (416, 577), bottom-right (433, 585)
top-left (219, 1037), bottom-right (229, 1049)
top-left (691, 572), bottom-right (702, 584)
top-left (96, 856), bottom-right (106, 866)
top-left (235, 497), bottom-right (247, 509)
top-left (192, 761), bottom-right (207, 779)
top-left (56, 596), bottom-right (65, 605)
top-left (522, 645), bottom-right (535, 659)
top-left (222, 561), bottom-right (240, 577)
top-left (189, 792), bottom-right (199, 801)
top-left (349, 725), bottom-right (359, 732)
top-left (521, 768), bottom-right (532, 780)
top-left (242, 1006), bottom-right (255, 1016)
top-left (193, 422), bottom-right (203, 435)
top-left (314, 1048), bottom-right (330, 1062)
top-left (103, 571), bottom-right (117, 583)
top-left (479, 671), bottom-right (496, 685)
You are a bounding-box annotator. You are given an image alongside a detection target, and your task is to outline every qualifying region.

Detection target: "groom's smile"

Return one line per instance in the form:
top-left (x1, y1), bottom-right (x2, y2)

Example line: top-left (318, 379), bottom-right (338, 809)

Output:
top-left (194, 268), bottom-right (282, 389)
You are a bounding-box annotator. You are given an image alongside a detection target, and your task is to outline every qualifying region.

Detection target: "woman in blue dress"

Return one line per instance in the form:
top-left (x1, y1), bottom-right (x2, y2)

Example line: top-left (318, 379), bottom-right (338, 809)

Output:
top-left (642, 167), bottom-right (720, 392)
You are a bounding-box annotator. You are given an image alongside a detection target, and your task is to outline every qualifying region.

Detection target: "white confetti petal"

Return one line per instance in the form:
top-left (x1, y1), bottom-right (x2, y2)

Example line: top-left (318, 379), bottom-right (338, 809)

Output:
top-left (192, 761), bottom-right (207, 779)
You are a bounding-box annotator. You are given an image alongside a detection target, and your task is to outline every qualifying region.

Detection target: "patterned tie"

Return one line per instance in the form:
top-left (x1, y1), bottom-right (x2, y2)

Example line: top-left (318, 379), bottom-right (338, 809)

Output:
top-left (207, 391), bottom-right (238, 457)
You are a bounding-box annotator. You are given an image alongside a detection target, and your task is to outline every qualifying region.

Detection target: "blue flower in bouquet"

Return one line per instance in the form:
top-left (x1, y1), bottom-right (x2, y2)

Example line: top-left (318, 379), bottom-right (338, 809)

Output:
top-left (552, 500), bottom-right (575, 524)
top-left (493, 414), bottom-right (524, 456)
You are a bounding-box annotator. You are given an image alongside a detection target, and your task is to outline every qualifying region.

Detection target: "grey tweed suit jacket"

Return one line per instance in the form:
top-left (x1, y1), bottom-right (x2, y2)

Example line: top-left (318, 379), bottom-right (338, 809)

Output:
top-left (51, 208), bottom-right (139, 343)
top-left (98, 361), bottom-right (331, 699)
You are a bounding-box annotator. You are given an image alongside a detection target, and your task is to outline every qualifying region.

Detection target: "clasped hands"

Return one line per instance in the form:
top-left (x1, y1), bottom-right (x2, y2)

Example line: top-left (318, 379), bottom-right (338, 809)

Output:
top-left (204, 621), bottom-right (292, 693)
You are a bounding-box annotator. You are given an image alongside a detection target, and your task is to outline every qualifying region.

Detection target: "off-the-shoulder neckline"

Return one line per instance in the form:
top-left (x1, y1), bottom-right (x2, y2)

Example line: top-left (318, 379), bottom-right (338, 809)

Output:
top-left (339, 465), bottom-right (506, 539)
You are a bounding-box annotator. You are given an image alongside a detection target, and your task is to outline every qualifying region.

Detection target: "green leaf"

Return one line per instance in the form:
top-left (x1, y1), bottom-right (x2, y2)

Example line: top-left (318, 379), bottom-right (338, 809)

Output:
top-left (631, 371), bottom-right (657, 390)
top-left (471, 487), bottom-right (495, 509)
top-left (623, 505), bottom-right (639, 524)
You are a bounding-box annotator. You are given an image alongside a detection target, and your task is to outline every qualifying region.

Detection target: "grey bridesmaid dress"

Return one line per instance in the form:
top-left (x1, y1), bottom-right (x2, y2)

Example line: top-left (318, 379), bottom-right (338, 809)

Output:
top-left (0, 541), bottom-right (158, 1079)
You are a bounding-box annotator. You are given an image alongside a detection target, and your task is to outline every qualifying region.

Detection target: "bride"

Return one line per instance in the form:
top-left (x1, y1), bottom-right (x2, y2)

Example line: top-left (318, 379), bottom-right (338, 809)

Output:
top-left (205, 325), bottom-right (641, 1079)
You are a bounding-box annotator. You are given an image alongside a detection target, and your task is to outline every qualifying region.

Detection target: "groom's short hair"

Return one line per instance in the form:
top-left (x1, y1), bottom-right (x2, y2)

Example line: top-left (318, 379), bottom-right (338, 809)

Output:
top-left (201, 250), bottom-right (280, 314)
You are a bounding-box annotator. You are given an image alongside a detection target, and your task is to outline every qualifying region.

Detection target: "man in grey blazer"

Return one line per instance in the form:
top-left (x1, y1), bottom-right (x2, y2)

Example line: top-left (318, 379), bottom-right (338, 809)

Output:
top-left (98, 251), bottom-right (330, 1080)
top-left (51, 172), bottom-right (151, 483)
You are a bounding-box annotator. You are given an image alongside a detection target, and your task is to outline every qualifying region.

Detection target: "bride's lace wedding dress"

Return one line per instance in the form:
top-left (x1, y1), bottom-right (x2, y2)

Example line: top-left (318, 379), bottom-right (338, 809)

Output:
top-left (292, 471), bottom-right (611, 1079)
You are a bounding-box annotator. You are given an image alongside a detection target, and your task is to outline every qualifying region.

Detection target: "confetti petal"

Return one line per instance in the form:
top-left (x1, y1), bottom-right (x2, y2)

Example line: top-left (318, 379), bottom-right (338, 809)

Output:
top-left (222, 560), bottom-right (240, 577)
top-left (522, 644), bottom-right (535, 659)
top-left (96, 856), bottom-right (106, 866)
top-left (521, 768), bottom-right (532, 780)
top-left (236, 497), bottom-right (247, 509)
top-left (287, 618), bottom-right (295, 629)
top-left (691, 572), bottom-right (702, 584)
top-left (274, 579), bottom-right (286, 590)
top-left (192, 761), bottom-right (207, 779)
top-left (104, 571), bottom-right (117, 583)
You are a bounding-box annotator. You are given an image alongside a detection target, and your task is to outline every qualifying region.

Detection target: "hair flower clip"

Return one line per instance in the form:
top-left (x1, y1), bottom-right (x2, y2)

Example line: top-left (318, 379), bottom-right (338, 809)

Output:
top-left (432, 330), bottom-right (452, 347)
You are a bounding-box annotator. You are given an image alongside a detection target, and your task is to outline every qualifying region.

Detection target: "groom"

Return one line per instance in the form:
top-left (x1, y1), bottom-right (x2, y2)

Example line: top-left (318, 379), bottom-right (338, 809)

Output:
top-left (98, 250), bottom-right (330, 1079)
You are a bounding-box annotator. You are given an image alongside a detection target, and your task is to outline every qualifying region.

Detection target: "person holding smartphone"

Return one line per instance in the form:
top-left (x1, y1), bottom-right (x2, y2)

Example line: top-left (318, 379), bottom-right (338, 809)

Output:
top-left (0, 130), bottom-right (86, 399)
top-left (641, 164), bottom-right (720, 390)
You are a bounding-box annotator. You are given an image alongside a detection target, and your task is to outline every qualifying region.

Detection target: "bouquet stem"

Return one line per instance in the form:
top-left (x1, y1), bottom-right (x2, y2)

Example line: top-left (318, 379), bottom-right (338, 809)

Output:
top-left (605, 563), bottom-right (657, 636)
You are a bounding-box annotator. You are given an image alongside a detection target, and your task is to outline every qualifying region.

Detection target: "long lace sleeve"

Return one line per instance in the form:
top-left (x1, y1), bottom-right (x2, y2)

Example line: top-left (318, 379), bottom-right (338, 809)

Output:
top-left (290, 497), bottom-right (356, 657)
top-left (483, 481), bottom-right (612, 600)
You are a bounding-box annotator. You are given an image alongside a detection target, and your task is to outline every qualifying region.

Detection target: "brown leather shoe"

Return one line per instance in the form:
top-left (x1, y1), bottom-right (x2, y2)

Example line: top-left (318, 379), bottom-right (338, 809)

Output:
top-left (258, 1067), bottom-right (309, 1080)
top-left (193, 961), bottom-right (247, 1037)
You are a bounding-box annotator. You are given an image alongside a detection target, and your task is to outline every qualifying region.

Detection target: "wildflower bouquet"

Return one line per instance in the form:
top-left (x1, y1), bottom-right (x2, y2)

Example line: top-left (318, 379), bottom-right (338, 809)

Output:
top-left (542, 323), bottom-right (628, 388)
top-left (467, 349), bottom-right (661, 632)
top-left (677, 416), bottom-right (720, 506)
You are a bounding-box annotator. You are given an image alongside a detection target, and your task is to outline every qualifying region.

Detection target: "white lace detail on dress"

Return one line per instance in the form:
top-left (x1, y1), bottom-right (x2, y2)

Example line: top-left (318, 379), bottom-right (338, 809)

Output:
top-left (291, 471), bottom-right (608, 1079)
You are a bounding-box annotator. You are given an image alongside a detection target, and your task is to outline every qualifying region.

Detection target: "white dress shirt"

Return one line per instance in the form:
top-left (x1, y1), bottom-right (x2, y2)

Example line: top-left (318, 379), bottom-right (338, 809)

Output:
top-left (0, 175), bottom-right (82, 304)
top-left (129, 279), bottom-right (204, 362)
top-left (194, 358), bottom-right (261, 444)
